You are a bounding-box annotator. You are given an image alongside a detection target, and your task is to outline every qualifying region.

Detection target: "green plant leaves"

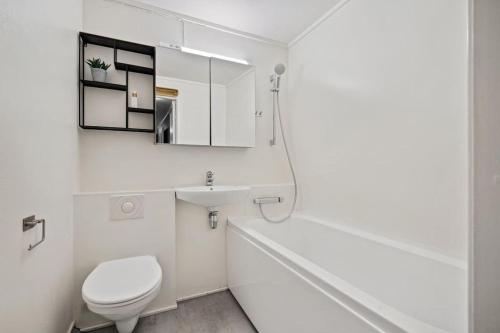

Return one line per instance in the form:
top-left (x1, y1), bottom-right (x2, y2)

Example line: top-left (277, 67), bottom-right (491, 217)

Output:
top-left (86, 57), bottom-right (111, 70)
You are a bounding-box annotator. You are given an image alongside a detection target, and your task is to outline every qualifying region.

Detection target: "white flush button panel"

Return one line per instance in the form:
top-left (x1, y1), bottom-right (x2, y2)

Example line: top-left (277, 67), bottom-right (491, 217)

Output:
top-left (110, 194), bottom-right (144, 220)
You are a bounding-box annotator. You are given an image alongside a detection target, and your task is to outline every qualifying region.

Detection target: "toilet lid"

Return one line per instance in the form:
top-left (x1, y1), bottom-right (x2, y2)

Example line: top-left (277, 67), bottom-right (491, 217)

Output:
top-left (82, 256), bottom-right (162, 305)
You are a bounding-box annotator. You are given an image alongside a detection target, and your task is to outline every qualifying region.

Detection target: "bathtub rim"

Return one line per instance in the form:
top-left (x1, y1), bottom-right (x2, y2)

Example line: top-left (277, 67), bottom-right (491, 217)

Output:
top-left (227, 215), bottom-right (459, 333)
top-left (292, 213), bottom-right (467, 270)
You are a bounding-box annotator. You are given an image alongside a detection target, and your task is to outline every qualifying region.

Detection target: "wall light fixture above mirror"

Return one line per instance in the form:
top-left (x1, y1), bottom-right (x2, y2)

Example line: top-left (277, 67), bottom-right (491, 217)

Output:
top-left (158, 43), bottom-right (249, 65)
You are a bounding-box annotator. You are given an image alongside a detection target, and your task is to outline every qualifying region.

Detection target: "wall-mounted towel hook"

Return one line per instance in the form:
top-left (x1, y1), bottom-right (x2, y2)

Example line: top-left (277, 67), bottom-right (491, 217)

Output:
top-left (22, 215), bottom-right (46, 251)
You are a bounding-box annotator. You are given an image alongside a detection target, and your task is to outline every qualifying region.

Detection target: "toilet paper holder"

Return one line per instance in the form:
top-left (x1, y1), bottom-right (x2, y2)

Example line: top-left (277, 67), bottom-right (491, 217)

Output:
top-left (22, 215), bottom-right (46, 251)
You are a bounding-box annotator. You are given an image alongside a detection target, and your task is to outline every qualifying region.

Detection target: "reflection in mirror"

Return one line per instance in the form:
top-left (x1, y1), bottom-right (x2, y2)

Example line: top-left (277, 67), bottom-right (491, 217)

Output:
top-left (155, 87), bottom-right (177, 143)
top-left (155, 47), bottom-right (210, 145)
top-left (210, 59), bottom-right (256, 147)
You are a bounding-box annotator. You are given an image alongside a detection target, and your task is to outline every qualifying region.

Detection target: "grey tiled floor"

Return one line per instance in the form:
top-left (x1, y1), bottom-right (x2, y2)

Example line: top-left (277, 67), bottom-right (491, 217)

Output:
top-left (74, 291), bottom-right (257, 333)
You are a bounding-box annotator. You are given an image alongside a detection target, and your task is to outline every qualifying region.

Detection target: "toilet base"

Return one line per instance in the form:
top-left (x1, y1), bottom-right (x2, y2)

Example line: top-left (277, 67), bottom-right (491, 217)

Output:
top-left (115, 315), bottom-right (139, 333)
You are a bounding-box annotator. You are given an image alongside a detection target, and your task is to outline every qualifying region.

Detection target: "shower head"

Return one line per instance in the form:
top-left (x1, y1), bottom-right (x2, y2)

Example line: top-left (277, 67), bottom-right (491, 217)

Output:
top-left (271, 63), bottom-right (286, 92)
top-left (274, 63), bottom-right (286, 76)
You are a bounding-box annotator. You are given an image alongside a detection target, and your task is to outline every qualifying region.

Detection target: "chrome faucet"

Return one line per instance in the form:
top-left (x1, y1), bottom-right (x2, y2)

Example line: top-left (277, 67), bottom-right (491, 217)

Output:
top-left (206, 171), bottom-right (214, 186)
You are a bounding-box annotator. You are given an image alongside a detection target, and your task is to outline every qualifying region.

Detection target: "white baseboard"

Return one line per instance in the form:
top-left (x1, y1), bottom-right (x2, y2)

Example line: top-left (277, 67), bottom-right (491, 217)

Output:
top-left (177, 287), bottom-right (228, 302)
top-left (141, 304), bottom-right (178, 317)
top-left (66, 320), bottom-right (75, 333)
top-left (79, 304), bottom-right (178, 332)
top-left (79, 321), bottom-right (114, 332)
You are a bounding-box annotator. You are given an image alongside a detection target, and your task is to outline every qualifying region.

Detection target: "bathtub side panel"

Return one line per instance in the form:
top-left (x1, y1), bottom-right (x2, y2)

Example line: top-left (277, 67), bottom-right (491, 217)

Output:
top-left (227, 227), bottom-right (379, 333)
top-left (232, 216), bottom-right (467, 333)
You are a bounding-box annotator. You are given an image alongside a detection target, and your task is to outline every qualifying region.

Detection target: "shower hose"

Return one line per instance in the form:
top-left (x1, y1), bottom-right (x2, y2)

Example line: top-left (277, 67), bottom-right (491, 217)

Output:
top-left (258, 90), bottom-right (298, 223)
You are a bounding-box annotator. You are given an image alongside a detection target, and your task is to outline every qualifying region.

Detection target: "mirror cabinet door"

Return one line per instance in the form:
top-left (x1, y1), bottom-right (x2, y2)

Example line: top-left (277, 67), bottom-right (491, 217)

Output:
top-left (210, 59), bottom-right (256, 147)
top-left (155, 47), bottom-right (210, 145)
top-left (155, 47), bottom-right (256, 147)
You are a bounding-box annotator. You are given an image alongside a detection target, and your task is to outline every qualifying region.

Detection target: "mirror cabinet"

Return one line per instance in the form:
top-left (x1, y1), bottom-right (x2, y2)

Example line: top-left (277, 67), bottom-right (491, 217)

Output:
top-left (155, 47), bottom-right (256, 147)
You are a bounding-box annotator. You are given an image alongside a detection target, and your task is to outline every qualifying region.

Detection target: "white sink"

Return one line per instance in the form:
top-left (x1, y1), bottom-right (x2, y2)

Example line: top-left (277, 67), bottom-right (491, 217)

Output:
top-left (175, 185), bottom-right (251, 209)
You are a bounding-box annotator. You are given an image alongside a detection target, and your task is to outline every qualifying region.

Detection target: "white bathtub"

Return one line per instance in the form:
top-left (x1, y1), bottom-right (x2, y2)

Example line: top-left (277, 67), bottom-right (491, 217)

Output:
top-left (227, 215), bottom-right (467, 333)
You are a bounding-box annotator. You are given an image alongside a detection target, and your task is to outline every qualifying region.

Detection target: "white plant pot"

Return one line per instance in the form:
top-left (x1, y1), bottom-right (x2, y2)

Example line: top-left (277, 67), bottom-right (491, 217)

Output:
top-left (91, 68), bottom-right (107, 82)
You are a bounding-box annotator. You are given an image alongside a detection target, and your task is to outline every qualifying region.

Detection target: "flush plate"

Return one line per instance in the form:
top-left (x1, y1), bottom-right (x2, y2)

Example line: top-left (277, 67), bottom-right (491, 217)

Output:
top-left (110, 194), bottom-right (144, 220)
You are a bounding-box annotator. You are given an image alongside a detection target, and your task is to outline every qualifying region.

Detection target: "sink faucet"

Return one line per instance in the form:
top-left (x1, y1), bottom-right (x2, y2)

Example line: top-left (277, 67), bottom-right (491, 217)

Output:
top-left (206, 171), bottom-right (214, 186)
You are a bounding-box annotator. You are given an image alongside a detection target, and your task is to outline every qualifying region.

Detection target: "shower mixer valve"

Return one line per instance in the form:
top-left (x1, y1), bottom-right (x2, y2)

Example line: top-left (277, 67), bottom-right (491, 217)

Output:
top-left (206, 171), bottom-right (214, 186)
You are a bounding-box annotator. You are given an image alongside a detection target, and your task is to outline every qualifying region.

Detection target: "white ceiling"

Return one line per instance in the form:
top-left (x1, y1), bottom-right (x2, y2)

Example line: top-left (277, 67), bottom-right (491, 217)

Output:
top-left (135, 0), bottom-right (343, 44)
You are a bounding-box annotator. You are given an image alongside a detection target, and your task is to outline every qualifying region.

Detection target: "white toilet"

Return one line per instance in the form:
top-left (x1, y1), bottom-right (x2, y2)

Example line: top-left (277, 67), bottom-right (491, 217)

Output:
top-left (82, 256), bottom-right (162, 333)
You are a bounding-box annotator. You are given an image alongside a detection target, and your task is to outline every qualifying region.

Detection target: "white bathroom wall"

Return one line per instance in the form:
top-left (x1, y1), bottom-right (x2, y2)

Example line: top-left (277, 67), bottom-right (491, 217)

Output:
top-left (73, 191), bottom-right (176, 330)
top-left (288, 0), bottom-right (469, 259)
top-left (81, 0), bottom-right (289, 303)
top-left (0, 1), bottom-right (81, 333)
top-left (471, 0), bottom-right (500, 331)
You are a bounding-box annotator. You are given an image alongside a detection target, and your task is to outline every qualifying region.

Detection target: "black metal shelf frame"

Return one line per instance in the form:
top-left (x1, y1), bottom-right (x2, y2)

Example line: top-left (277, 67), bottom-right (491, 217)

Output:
top-left (115, 62), bottom-right (155, 75)
top-left (79, 32), bottom-right (156, 133)
top-left (127, 107), bottom-right (154, 114)
top-left (80, 79), bottom-right (127, 91)
top-left (81, 125), bottom-right (154, 133)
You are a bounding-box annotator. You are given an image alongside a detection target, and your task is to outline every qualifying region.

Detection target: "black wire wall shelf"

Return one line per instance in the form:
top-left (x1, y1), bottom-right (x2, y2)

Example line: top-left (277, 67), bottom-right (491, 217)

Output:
top-left (79, 32), bottom-right (156, 133)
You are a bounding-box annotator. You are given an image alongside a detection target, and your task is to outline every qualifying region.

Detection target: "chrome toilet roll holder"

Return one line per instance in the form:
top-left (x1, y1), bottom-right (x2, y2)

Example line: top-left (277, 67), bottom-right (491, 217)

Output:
top-left (22, 215), bottom-right (46, 251)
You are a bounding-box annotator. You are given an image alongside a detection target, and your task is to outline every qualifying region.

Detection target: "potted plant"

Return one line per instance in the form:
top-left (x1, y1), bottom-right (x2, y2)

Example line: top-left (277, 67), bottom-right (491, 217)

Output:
top-left (85, 57), bottom-right (111, 82)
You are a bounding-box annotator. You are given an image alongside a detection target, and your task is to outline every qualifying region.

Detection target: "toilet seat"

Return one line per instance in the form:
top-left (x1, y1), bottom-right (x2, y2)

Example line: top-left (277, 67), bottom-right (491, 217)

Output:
top-left (85, 279), bottom-right (162, 309)
top-left (82, 256), bottom-right (162, 306)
